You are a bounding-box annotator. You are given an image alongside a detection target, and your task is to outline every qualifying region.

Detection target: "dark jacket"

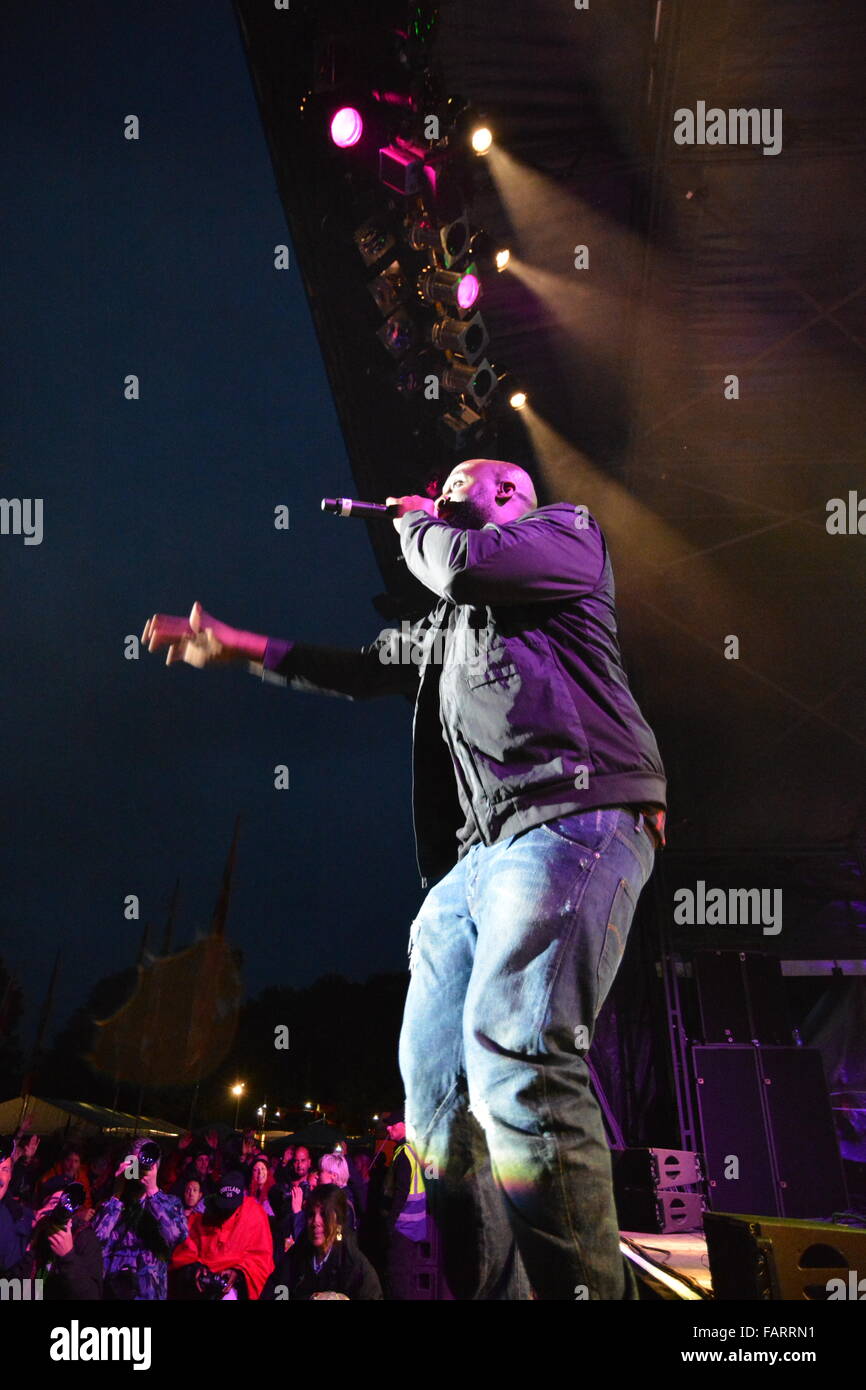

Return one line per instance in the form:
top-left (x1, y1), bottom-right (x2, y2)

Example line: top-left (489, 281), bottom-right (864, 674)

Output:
top-left (30, 1221), bottom-right (104, 1300)
top-left (0, 1193), bottom-right (33, 1276)
top-left (381, 1148), bottom-right (412, 1233)
top-left (262, 1230), bottom-right (383, 1301)
top-left (261, 504), bottom-right (666, 887)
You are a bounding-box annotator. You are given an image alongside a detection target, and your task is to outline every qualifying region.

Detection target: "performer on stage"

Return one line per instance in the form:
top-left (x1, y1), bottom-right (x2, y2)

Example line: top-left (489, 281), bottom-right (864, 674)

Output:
top-left (142, 457), bottom-right (666, 1300)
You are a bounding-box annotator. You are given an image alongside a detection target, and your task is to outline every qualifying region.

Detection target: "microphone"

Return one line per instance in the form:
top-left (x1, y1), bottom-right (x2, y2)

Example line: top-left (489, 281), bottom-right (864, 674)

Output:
top-left (321, 497), bottom-right (393, 519)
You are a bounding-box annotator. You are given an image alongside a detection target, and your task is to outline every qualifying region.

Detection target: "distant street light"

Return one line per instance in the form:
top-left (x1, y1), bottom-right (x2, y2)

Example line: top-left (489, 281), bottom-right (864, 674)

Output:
top-left (230, 1082), bottom-right (245, 1128)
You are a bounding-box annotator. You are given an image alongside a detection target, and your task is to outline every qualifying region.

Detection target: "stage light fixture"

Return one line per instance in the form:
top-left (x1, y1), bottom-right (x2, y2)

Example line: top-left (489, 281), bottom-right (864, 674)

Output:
top-left (456, 273), bottom-right (480, 309)
top-left (330, 107), bottom-right (364, 148)
top-left (509, 390), bottom-right (528, 411)
top-left (367, 260), bottom-right (407, 317)
top-left (430, 310), bottom-right (489, 364)
top-left (379, 142), bottom-right (425, 195)
top-left (437, 401), bottom-right (487, 450)
top-left (471, 126), bottom-right (493, 155)
top-left (418, 267), bottom-right (481, 312)
top-left (467, 230), bottom-right (510, 273)
top-left (393, 354), bottom-right (429, 395)
top-left (354, 219), bottom-right (396, 269)
top-left (441, 357), bottom-right (498, 409)
top-left (377, 306), bottom-right (420, 359)
top-left (411, 216), bottom-right (471, 267)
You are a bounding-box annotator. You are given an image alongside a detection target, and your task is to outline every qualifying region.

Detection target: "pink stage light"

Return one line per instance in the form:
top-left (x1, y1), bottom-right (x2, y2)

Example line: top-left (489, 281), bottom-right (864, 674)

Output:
top-left (330, 107), bottom-right (363, 148)
top-left (456, 273), bottom-right (480, 310)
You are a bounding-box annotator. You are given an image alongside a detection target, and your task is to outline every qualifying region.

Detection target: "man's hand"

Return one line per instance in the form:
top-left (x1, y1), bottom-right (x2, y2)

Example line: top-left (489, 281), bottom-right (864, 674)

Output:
top-left (290, 1184), bottom-right (305, 1214)
top-left (141, 602), bottom-right (246, 669)
top-left (385, 495), bottom-right (438, 532)
top-left (141, 1167), bottom-right (160, 1197)
top-left (48, 1221), bottom-right (74, 1259)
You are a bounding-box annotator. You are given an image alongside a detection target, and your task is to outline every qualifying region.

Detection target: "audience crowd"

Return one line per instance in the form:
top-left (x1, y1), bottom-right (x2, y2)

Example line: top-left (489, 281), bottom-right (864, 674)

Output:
top-left (0, 1109), bottom-right (427, 1301)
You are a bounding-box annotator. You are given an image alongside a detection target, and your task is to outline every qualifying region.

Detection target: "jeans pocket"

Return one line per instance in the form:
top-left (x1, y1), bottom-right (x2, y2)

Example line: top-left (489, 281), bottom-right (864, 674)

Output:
top-left (595, 875), bottom-right (638, 1010)
top-left (539, 807), bottom-right (622, 855)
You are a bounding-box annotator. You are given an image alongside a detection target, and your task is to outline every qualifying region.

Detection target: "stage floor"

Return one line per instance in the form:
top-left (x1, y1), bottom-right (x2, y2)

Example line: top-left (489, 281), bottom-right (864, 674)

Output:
top-left (621, 1230), bottom-right (714, 1299)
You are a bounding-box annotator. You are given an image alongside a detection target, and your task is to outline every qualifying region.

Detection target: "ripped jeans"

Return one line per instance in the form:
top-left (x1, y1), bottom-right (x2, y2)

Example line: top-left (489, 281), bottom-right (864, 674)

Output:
top-left (398, 805), bottom-right (657, 1300)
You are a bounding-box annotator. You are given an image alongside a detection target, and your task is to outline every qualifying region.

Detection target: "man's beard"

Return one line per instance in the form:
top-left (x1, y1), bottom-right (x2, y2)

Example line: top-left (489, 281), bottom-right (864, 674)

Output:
top-left (437, 498), bottom-right (489, 530)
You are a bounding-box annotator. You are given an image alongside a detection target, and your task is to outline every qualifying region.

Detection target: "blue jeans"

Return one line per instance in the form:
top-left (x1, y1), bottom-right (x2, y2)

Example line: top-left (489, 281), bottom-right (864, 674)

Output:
top-left (398, 805), bottom-right (657, 1300)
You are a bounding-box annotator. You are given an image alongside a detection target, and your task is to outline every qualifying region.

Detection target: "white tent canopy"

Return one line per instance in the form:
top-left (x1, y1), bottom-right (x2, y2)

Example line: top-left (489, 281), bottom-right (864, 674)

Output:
top-left (0, 1095), bottom-right (180, 1140)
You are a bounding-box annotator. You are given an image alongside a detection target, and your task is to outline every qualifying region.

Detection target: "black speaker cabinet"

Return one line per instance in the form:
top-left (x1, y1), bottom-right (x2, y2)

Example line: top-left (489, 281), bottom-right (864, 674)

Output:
top-left (704, 1211), bottom-right (866, 1300)
top-left (693, 950), bottom-right (791, 1044)
top-left (693, 1045), bottom-right (848, 1218)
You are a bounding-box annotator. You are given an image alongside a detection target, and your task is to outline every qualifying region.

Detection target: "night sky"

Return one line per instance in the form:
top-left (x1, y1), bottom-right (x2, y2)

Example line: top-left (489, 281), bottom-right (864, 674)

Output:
top-left (2, 1), bottom-right (421, 1049)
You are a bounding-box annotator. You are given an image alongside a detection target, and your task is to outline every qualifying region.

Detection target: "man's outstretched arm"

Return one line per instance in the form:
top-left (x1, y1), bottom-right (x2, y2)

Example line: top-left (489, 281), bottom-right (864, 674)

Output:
top-left (141, 602), bottom-right (422, 700)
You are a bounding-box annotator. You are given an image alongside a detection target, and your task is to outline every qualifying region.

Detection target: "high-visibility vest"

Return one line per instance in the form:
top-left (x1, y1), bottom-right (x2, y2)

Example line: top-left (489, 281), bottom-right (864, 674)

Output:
top-left (391, 1142), bottom-right (427, 1242)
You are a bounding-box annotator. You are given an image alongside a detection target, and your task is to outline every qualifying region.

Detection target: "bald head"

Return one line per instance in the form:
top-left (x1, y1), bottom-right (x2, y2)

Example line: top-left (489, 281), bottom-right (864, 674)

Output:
top-left (436, 458), bottom-right (538, 530)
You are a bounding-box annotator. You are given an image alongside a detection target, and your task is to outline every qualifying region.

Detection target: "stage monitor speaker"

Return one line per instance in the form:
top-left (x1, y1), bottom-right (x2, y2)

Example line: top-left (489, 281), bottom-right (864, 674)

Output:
top-left (611, 1147), bottom-right (703, 1189)
top-left (704, 1211), bottom-right (866, 1300)
top-left (693, 1045), bottom-right (848, 1219)
top-left (615, 1188), bottom-right (705, 1234)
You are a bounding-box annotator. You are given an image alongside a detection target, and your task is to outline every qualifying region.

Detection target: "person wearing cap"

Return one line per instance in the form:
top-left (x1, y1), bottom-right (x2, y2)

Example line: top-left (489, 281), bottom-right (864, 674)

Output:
top-left (0, 1134), bottom-right (33, 1277)
top-left (170, 1171), bottom-right (274, 1299)
top-left (92, 1138), bottom-right (187, 1300)
top-left (25, 1178), bottom-right (103, 1300)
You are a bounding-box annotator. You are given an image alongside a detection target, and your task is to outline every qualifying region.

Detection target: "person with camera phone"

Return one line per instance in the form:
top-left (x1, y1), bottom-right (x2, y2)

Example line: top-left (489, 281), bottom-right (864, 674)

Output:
top-left (26, 1178), bottom-right (103, 1300)
top-left (92, 1137), bottom-right (187, 1300)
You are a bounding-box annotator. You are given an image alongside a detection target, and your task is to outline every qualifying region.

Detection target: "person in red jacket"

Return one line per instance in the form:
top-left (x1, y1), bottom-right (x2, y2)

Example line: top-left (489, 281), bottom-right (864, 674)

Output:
top-left (171, 1171), bottom-right (274, 1300)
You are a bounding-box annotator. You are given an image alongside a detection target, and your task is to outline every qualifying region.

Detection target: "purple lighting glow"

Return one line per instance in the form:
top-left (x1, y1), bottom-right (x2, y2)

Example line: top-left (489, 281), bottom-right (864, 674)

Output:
top-left (330, 107), bottom-right (363, 148)
top-left (457, 274), bottom-right (480, 310)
